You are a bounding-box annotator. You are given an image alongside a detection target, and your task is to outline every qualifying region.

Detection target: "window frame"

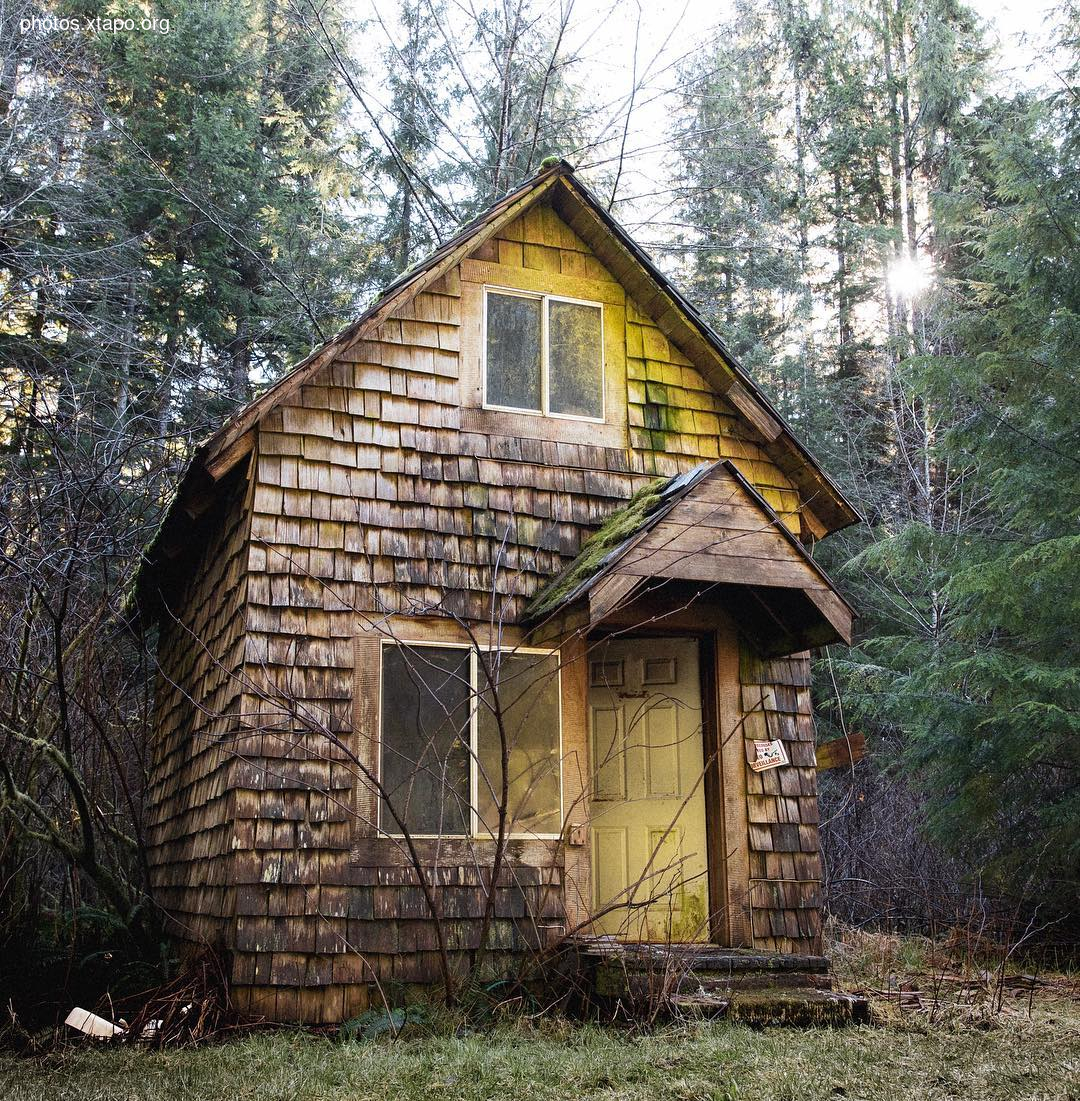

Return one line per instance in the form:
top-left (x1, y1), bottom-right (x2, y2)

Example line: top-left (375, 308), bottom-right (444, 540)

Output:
top-left (481, 285), bottom-right (606, 424)
top-left (377, 639), bottom-right (564, 841)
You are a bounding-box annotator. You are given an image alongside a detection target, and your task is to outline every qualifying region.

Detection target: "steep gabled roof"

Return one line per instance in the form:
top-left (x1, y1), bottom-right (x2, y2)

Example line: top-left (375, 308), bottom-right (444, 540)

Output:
top-left (135, 161), bottom-right (859, 617)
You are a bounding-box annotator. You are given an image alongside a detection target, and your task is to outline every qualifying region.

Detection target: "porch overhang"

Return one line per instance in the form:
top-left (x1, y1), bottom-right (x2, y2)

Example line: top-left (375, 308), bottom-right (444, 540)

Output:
top-left (524, 461), bottom-right (854, 657)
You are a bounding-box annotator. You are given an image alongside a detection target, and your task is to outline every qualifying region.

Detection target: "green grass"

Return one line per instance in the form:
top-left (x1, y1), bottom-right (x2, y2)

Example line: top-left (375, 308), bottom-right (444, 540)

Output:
top-left (3, 1002), bottom-right (1078, 1101)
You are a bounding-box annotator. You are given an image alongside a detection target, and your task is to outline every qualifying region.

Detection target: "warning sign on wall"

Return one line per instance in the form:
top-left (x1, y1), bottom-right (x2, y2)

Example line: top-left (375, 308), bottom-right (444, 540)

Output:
top-left (750, 739), bottom-right (789, 772)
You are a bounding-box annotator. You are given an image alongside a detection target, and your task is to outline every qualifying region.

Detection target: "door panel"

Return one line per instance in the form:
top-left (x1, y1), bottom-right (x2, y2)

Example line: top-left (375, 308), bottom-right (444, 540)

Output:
top-left (590, 706), bottom-right (625, 800)
top-left (593, 827), bottom-right (629, 913)
top-left (587, 637), bottom-right (710, 941)
top-left (645, 703), bottom-right (680, 797)
top-left (647, 827), bottom-right (685, 913)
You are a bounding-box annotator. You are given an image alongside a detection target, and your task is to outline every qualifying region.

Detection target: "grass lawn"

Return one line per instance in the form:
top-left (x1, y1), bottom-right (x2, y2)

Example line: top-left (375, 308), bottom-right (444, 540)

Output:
top-left (3, 997), bottom-right (1078, 1101)
top-left (5, 928), bottom-right (1078, 1101)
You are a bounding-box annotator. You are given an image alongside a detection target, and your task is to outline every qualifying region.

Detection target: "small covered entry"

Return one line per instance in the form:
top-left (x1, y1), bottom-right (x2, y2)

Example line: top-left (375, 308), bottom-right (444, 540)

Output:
top-left (525, 458), bottom-right (856, 949)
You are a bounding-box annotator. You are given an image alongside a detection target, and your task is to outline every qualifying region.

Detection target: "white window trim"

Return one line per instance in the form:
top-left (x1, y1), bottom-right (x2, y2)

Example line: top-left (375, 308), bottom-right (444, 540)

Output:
top-left (377, 639), bottom-right (564, 841)
top-left (481, 284), bottom-right (606, 424)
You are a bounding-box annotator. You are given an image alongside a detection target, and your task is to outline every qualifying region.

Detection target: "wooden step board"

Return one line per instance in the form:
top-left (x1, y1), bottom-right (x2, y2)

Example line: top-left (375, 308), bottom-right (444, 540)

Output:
top-left (672, 988), bottom-right (871, 1027)
top-left (579, 942), bottom-right (830, 972)
top-left (568, 940), bottom-right (870, 1026)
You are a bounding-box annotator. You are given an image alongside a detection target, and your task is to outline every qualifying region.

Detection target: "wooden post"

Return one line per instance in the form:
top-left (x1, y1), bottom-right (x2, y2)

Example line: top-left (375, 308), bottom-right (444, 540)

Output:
top-left (717, 622), bottom-right (752, 947)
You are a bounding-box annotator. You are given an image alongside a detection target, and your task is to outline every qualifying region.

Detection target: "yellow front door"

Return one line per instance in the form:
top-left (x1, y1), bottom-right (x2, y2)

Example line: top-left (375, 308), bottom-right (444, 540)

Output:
top-left (587, 637), bottom-right (710, 941)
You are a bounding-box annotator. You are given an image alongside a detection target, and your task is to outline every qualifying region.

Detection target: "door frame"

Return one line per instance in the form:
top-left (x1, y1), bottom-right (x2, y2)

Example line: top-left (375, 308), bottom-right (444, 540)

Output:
top-left (585, 623), bottom-right (745, 946)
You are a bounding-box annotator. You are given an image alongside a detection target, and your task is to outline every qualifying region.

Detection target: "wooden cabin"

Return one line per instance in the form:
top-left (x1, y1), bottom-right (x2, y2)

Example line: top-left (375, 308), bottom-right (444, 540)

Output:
top-left (135, 161), bottom-right (859, 1024)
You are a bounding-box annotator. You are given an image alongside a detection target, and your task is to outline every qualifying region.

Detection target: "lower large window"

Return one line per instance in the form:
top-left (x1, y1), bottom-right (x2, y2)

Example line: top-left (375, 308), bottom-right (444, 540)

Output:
top-left (379, 642), bottom-right (562, 839)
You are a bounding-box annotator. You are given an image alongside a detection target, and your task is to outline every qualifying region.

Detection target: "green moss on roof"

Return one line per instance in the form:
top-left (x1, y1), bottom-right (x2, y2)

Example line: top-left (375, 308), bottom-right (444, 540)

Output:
top-left (525, 476), bottom-right (668, 622)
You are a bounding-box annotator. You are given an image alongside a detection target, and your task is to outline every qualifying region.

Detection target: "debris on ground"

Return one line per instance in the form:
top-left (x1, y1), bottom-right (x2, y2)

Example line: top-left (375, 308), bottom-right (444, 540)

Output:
top-left (60, 950), bottom-right (255, 1048)
top-left (64, 1008), bottom-right (125, 1040)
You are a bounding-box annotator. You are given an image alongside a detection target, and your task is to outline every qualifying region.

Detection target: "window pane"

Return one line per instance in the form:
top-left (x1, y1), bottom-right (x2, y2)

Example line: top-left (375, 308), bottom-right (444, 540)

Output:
top-left (380, 645), bottom-right (471, 835)
top-left (548, 300), bottom-right (603, 418)
top-left (486, 292), bottom-right (542, 411)
top-left (476, 652), bottom-right (561, 836)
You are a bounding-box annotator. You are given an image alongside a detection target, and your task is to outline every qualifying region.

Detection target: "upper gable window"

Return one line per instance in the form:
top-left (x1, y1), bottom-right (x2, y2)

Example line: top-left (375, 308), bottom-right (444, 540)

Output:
top-left (483, 287), bottom-right (604, 421)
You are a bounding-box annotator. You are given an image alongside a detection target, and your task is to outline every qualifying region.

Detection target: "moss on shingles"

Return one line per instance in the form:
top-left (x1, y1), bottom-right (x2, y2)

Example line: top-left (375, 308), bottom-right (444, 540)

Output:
top-left (525, 476), bottom-right (669, 622)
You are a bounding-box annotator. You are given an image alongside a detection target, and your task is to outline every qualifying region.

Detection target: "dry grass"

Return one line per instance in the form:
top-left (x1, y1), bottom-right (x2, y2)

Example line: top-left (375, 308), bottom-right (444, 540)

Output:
top-left (828, 921), bottom-right (1080, 1028)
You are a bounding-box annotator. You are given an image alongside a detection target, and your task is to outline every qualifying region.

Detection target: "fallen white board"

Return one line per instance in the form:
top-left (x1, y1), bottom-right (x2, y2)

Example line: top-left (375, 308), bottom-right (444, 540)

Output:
top-left (65, 1007), bottom-right (124, 1039)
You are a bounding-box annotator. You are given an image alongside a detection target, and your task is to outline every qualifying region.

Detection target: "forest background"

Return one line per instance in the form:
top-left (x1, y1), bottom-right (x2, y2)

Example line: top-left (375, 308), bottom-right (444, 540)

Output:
top-left (1, 0), bottom-right (1077, 1014)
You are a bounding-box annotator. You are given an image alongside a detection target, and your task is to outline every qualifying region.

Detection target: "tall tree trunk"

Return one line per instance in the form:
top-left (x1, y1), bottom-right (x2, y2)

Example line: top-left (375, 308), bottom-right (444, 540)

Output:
top-left (792, 45), bottom-right (815, 411)
top-left (881, 0), bottom-right (908, 359)
top-left (115, 275), bottom-right (137, 425)
top-left (833, 170), bottom-right (853, 379)
top-left (897, 1), bottom-right (919, 263)
top-left (230, 315), bottom-right (253, 404)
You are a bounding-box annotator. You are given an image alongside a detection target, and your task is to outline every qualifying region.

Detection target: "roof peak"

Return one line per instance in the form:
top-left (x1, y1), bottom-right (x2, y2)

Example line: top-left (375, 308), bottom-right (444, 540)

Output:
top-left (524, 458), bottom-right (855, 650)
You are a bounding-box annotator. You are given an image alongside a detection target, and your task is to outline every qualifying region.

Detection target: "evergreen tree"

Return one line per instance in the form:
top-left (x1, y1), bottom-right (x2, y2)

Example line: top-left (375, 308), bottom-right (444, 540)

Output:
top-left (367, 0), bottom-right (458, 281)
top-left (827, 2), bottom-right (1076, 910)
top-left (849, 69), bottom-right (1080, 906)
top-left (85, 0), bottom-right (363, 422)
top-left (674, 2), bottom-right (798, 395)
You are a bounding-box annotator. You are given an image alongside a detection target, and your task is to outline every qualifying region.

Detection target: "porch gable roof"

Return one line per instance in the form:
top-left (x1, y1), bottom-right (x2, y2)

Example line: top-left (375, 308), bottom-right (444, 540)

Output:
top-left (524, 459), bottom-right (854, 650)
